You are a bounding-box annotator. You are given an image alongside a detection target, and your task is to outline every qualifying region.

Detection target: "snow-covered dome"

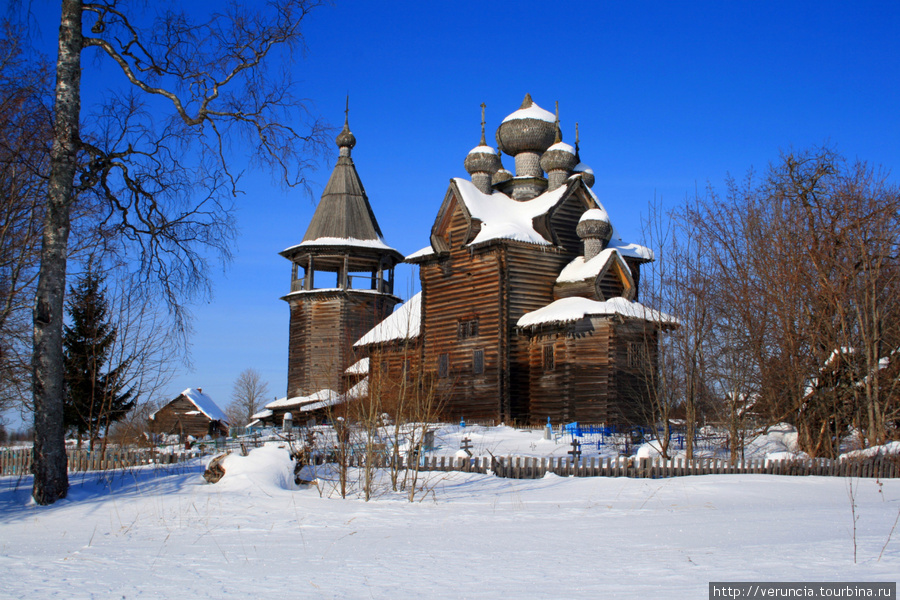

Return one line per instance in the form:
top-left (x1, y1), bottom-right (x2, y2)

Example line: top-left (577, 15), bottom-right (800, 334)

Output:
top-left (495, 94), bottom-right (556, 157)
top-left (464, 144), bottom-right (501, 176)
top-left (573, 162), bottom-right (595, 188)
top-left (493, 161), bottom-right (513, 185)
top-left (541, 141), bottom-right (577, 173)
top-left (576, 208), bottom-right (613, 253)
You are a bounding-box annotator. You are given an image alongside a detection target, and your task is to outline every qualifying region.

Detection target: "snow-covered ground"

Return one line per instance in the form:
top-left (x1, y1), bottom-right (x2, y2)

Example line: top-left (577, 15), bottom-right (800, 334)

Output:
top-left (1, 437), bottom-right (899, 599)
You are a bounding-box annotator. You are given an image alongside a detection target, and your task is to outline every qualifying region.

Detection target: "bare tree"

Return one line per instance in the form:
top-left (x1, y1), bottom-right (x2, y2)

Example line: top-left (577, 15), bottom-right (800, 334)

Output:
top-left (32, 0), bottom-right (328, 504)
top-left (226, 368), bottom-right (270, 428)
top-left (0, 21), bottom-right (51, 419)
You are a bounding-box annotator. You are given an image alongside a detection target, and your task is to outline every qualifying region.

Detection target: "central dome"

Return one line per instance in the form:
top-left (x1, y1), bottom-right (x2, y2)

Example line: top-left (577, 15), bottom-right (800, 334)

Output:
top-left (495, 94), bottom-right (556, 157)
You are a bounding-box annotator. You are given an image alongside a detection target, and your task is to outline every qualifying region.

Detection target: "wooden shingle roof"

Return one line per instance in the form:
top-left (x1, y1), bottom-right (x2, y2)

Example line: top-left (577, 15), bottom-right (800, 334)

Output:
top-left (302, 122), bottom-right (385, 243)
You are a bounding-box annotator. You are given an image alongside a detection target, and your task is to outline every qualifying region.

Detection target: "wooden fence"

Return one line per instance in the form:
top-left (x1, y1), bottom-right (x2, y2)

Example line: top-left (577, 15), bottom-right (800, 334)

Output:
top-left (0, 448), bottom-right (191, 476)
top-left (306, 453), bottom-right (900, 480)
top-left (4, 447), bottom-right (897, 480)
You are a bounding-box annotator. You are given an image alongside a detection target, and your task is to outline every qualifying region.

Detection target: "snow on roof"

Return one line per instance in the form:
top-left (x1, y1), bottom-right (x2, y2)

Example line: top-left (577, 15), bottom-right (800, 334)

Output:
top-left (468, 145), bottom-right (497, 155)
top-left (354, 292), bottom-right (421, 347)
top-left (283, 236), bottom-right (399, 254)
top-left (181, 388), bottom-right (229, 424)
top-left (517, 296), bottom-right (677, 328)
top-left (501, 102), bottom-right (555, 123)
top-left (345, 357), bottom-right (369, 375)
top-left (453, 177), bottom-right (568, 246)
top-left (579, 208), bottom-right (609, 223)
top-left (573, 162), bottom-right (593, 174)
top-left (557, 248), bottom-right (630, 284)
top-left (265, 389), bottom-right (341, 411)
top-left (607, 239), bottom-right (654, 261)
top-left (251, 409), bottom-right (273, 420)
top-left (547, 142), bottom-right (575, 154)
top-left (406, 245), bottom-right (435, 260)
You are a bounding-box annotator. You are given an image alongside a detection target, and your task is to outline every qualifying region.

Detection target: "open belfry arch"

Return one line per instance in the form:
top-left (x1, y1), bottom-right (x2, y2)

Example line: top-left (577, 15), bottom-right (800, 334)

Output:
top-left (280, 102), bottom-right (403, 400)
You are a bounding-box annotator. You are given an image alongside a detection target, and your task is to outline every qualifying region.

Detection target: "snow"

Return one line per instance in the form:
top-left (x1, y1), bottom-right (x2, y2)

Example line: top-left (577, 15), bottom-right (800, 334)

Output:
top-left (500, 101), bottom-right (556, 123)
top-left (181, 388), bottom-right (229, 424)
top-left (405, 245), bottom-right (435, 260)
top-left (345, 357), bottom-right (369, 375)
top-left (608, 238), bottom-right (655, 261)
top-left (467, 144), bottom-right (496, 155)
top-left (579, 207), bottom-right (610, 223)
top-left (573, 162), bottom-right (594, 174)
top-left (546, 141), bottom-right (575, 154)
top-left (518, 296), bottom-right (678, 328)
top-left (2, 433), bottom-right (898, 599)
top-left (283, 236), bottom-right (399, 253)
top-left (557, 247), bottom-right (631, 283)
top-left (354, 292), bottom-right (421, 347)
top-left (454, 177), bottom-right (568, 246)
top-left (266, 389), bottom-right (342, 411)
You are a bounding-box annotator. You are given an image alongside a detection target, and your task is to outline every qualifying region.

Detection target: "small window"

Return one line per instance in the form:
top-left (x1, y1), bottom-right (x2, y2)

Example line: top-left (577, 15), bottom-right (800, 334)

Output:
top-left (404, 358), bottom-right (413, 381)
top-left (457, 317), bottom-right (479, 340)
top-left (627, 342), bottom-right (645, 369)
top-left (543, 344), bottom-right (555, 372)
top-left (473, 349), bottom-right (484, 375)
top-left (438, 353), bottom-right (449, 378)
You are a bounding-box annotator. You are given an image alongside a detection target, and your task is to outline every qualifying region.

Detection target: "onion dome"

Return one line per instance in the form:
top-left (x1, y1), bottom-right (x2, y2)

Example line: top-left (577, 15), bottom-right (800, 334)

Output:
top-left (336, 122), bottom-right (356, 151)
top-left (464, 145), bottom-right (500, 176)
top-left (573, 163), bottom-right (595, 188)
top-left (336, 97), bottom-right (356, 156)
top-left (576, 208), bottom-right (613, 258)
top-left (541, 141), bottom-right (577, 174)
top-left (495, 93), bottom-right (556, 157)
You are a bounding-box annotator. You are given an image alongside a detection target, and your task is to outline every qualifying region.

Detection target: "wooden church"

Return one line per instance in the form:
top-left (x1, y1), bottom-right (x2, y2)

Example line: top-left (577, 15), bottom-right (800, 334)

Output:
top-left (271, 95), bottom-right (673, 427)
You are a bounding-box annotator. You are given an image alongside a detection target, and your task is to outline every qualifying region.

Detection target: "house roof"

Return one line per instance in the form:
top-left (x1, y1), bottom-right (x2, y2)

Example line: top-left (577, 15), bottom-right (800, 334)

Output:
top-left (517, 296), bottom-right (678, 329)
top-left (354, 292), bottom-right (422, 347)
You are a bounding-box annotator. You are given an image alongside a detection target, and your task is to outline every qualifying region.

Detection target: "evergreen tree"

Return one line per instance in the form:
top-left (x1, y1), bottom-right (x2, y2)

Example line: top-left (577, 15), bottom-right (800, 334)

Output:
top-left (63, 267), bottom-right (134, 449)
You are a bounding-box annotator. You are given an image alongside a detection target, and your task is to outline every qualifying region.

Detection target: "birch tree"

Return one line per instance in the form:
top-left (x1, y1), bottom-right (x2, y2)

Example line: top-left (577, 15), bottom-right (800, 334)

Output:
top-left (33, 0), bottom-right (327, 504)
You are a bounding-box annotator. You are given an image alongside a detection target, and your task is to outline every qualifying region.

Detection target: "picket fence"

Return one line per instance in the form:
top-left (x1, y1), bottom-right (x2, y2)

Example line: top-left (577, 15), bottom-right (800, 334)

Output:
top-left (305, 453), bottom-right (900, 480)
top-left (0, 448), bottom-right (190, 476)
top-left (4, 447), bottom-right (897, 480)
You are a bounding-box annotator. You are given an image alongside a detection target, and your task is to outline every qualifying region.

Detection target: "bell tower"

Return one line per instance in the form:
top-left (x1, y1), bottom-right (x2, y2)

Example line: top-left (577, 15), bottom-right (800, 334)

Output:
top-left (281, 103), bottom-right (403, 397)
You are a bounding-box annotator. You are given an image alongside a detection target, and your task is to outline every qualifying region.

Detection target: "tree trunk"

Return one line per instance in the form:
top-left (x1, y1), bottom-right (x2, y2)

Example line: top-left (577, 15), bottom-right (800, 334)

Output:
top-left (32, 0), bottom-right (83, 505)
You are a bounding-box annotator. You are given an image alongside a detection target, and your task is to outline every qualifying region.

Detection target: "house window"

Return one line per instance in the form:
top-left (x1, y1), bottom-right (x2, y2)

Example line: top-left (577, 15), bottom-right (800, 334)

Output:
top-left (543, 344), bottom-right (555, 372)
top-left (438, 353), bottom-right (449, 378)
top-left (473, 349), bottom-right (484, 375)
top-left (457, 317), bottom-right (479, 340)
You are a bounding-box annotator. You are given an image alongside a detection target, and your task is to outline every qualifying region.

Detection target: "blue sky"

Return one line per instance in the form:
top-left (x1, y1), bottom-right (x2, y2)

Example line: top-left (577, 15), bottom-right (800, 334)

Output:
top-left (27, 1), bottom-right (900, 415)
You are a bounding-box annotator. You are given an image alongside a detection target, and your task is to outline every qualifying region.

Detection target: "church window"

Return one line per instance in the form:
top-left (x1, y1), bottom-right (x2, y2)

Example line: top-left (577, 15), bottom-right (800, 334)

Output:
top-left (457, 317), bottom-right (479, 340)
top-left (543, 345), bottom-right (555, 372)
top-left (473, 349), bottom-right (484, 375)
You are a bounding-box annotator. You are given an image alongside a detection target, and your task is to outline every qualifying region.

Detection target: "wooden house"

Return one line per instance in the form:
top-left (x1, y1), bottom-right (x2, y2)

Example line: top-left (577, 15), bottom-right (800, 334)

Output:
top-left (149, 388), bottom-right (229, 439)
top-left (288, 95), bottom-right (672, 426)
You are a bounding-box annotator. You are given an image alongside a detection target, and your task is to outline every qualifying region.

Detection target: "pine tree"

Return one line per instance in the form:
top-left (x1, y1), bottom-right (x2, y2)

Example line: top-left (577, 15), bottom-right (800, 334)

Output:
top-left (63, 267), bottom-right (134, 450)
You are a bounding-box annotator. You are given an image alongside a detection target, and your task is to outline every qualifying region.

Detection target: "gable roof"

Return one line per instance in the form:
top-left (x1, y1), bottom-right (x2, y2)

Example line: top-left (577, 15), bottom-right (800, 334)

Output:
top-left (557, 247), bottom-right (636, 301)
top-left (420, 176), bottom-right (652, 260)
